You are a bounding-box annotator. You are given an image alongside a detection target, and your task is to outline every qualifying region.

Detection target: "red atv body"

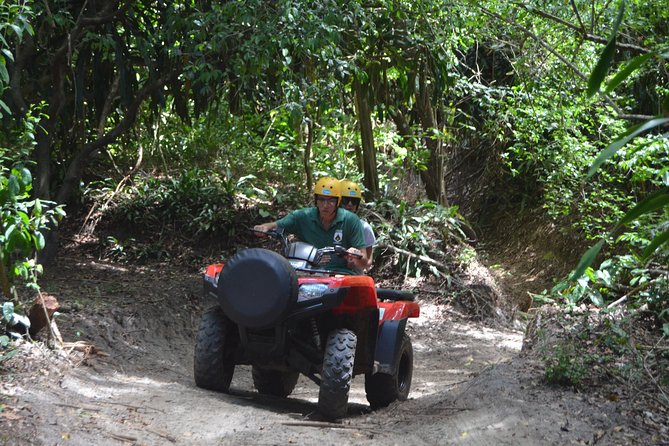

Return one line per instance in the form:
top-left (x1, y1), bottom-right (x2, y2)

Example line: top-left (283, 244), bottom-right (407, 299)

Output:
top-left (193, 229), bottom-right (420, 419)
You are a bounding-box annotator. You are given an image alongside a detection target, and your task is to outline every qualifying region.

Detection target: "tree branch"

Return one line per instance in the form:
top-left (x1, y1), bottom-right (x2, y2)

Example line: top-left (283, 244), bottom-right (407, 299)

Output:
top-left (378, 243), bottom-right (448, 271)
top-left (80, 0), bottom-right (133, 26)
top-left (568, 0), bottom-right (586, 33)
top-left (477, 6), bottom-right (653, 121)
top-left (513, 2), bottom-right (648, 54)
top-left (56, 72), bottom-right (176, 204)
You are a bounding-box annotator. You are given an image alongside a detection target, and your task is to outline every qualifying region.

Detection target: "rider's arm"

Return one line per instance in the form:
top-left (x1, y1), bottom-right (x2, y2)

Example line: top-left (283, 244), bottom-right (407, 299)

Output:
top-left (362, 221), bottom-right (375, 270)
top-left (254, 209), bottom-right (307, 238)
top-left (364, 246), bottom-right (374, 270)
top-left (253, 221), bottom-right (278, 234)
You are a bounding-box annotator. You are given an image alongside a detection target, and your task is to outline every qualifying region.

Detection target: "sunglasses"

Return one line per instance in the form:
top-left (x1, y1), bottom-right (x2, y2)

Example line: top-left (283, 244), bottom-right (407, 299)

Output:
top-left (341, 197), bottom-right (361, 207)
top-left (316, 196), bottom-right (338, 206)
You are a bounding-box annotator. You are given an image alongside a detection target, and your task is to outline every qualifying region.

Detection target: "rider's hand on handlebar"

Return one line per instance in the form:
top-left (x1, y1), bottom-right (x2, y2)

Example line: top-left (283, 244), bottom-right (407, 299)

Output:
top-left (252, 223), bottom-right (277, 237)
top-left (345, 247), bottom-right (365, 271)
top-left (345, 247), bottom-right (363, 260)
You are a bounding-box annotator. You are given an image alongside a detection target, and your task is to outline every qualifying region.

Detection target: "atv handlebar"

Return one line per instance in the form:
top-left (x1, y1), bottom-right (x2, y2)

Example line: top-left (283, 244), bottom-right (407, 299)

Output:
top-left (250, 227), bottom-right (362, 260)
top-left (319, 245), bottom-right (362, 259)
top-left (250, 227), bottom-right (285, 240)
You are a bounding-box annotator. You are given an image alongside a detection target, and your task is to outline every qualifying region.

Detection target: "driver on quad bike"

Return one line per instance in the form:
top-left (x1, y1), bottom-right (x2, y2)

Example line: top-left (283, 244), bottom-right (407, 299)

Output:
top-left (253, 176), bottom-right (368, 274)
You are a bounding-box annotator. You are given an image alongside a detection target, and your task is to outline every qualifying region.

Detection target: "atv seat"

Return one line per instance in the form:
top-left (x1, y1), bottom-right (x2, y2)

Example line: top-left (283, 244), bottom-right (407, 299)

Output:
top-left (376, 288), bottom-right (415, 302)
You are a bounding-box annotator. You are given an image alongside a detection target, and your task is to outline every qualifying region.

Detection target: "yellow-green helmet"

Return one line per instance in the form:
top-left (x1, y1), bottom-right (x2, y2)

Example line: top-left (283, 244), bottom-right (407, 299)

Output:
top-left (339, 179), bottom-right (362, 200)
top-left (314, 176), bottom-right (341, 204)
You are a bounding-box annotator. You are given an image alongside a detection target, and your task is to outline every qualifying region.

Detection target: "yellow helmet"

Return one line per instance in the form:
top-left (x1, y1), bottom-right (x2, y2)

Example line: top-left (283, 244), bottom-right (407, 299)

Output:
top-left (314, 176), bottom-right (341, 204)
top-left (339, 179), bottom-right (362, 200)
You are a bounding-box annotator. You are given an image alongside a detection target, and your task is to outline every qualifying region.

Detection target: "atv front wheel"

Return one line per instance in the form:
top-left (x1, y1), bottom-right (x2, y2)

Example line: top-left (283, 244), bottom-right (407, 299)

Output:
top-left (318, 328), bottom-right (357, 420)
top-left (194, 306), bottom-right (238, 392)
top-left (365, 334), bottom-right (413, 409)
top-left (252, 367), bottom-right (300, 397)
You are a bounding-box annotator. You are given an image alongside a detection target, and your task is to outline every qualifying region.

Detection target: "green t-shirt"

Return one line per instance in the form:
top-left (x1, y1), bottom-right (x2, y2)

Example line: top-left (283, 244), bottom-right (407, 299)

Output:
top-left (277, 207), bottom-right (365, 273)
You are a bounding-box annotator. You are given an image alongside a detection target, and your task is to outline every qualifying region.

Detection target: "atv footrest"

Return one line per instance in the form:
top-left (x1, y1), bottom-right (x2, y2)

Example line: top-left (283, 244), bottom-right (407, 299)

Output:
top-left (376, 288), bottom-right (415, 302)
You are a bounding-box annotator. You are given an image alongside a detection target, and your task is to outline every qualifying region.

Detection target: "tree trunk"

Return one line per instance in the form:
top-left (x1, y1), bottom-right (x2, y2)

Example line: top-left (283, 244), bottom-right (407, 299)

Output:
top-left (353, 78), bottom-right (379, 198)
top-left (303, 118), bottom-right (314, 192)
top-left (417, 63), bottom-right (448, 206)
top-left (0, 257), bottom-right (13, 300)
top-left (56, 76), bottom-right (170, 205)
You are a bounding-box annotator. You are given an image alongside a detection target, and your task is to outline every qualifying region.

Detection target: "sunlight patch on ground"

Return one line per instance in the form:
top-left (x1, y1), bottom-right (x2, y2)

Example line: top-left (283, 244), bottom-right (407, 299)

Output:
top-left (412, 300), bottom-right (447, 325)
top-left (452, 322), bottom-right (523, 351)
top-left (59, 371), bottom-right (176, 399)
top-left (75, 259), bottom-right (130, 273)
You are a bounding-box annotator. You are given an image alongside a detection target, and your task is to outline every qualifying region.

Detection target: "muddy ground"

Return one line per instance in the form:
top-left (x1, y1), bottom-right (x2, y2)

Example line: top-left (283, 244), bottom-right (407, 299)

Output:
top-left (0, 242), bottom-right (666, 445)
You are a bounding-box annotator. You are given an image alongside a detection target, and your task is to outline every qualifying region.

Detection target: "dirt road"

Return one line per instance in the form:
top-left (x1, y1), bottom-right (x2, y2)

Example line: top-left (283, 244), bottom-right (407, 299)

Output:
top-left (0, 255), bottom-right (656, 445)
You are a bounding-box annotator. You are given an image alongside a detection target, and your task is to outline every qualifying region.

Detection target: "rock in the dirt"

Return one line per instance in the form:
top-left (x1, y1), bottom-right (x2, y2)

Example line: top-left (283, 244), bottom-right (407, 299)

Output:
top-left (28, 294), bottom-right (60, 337)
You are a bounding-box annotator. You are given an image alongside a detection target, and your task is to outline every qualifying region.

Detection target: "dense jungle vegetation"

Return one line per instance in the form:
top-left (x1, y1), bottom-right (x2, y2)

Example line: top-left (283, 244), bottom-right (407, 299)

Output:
top-left (1, 0), bottom-right (667, 397)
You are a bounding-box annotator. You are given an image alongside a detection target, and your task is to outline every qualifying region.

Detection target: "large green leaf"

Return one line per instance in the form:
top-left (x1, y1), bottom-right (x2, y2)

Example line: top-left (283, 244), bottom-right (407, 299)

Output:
top-left (0, 59), bottom-right (8, 84)
top-left (1, 48), bottom-right (13, 61)
top-left (2, 302), bottom-right (13, 322)
top-left (34, 231), bottom-right (46, 251)
top-left (587, 117), bottom-right (669, 178)
top-left (7, 175), bottom-right (20, 198)
top-left (618, 190), bottom-right (669, 226)
top-left (0, 98), bottom-right (10, 116)
top-left (586, 1), bottom-right (626, 97)
top-left (604, 52), bottom-right (653, 94)
top-left (32, 198), bottom-right (42, 217)
top-left (570, 239), bottom-right (606, 281)
top-left (17, 166), bottom-right (32, 186)
top-left (642, 229), bottom-right (669, 260)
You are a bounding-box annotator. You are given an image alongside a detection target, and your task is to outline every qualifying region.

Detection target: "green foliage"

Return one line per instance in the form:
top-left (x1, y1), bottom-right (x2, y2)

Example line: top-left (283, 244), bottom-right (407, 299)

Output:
top-left (0, 1), bottom-right (34, 117)
top-left (496, 74), bottom-right (651, 239)
top-left (546, 250), bottom-right (668, 328)
top-left (472, 0), bottom-right (669, 332)
top-left (586, 0), bottom-right (626, 97)
top-left (0, 162), bottom-right (61, 295)
top-left (371, 198), bottom-right (466, 278)
top-left (0, 336), bottom-right (18, 363)
top-left (1, 287), bottom-right (21, 363)
top-left (1, 110), bottom-right (65, 299)
top-left (105, 168), bottom-right (237, 237)
top-left (1, 1), bottom-right (58, 302)
top-left (572, 4), bottom-right (669, 281)
top-left (540, 310), bottom-right (668, 393)
top-left (544, 342), bottom-right (588, 387)
top-left (588, 118), bottom-right (669, 178)
top-left (102, 236), bottom-right (170, 264)
top-left (88, 166), bottom-right (315, 262)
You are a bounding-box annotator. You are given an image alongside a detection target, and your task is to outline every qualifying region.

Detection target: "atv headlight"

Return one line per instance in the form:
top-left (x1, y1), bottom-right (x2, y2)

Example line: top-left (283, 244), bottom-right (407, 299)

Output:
top-left (297, 283), bottom-right (329, 302)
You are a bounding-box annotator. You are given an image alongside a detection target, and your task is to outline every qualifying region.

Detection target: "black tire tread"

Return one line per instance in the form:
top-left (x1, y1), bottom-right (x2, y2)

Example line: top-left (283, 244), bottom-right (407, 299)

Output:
top-left (365, 334), bottom-right (413, 409)
top-left (318, 328), bottom-right (357, 420)
top-left (252, 367), bottom-right (300, 397)
top-left (194, 306), bottom-right (237, 392)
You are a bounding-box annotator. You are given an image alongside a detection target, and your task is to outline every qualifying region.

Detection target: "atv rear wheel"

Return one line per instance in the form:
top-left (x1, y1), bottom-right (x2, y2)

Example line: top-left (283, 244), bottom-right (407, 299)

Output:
top-left (252, 367), bottom-right (300, 397)
top-left (365, 334), bottom-right (413, 409)
top-left (194, 306), bottom-right (238, 392)
top-left (318, 328), bottom-right (357, 420)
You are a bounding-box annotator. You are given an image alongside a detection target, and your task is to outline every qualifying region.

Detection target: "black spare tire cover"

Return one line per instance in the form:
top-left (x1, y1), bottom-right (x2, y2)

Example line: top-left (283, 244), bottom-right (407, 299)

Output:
top-left (217, 248), bottom-right (298, 329)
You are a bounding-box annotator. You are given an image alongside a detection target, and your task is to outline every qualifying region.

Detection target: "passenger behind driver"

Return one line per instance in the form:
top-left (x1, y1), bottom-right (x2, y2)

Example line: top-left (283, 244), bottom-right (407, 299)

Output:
top-left (339, 179), bottom-right (375, 273)
top-left (253, 176), bottom-right (368, 274)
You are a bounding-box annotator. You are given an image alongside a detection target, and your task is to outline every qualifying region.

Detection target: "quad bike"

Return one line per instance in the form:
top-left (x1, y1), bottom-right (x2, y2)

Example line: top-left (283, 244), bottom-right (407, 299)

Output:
top-left (193, 228), bottom-right (420, 420)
